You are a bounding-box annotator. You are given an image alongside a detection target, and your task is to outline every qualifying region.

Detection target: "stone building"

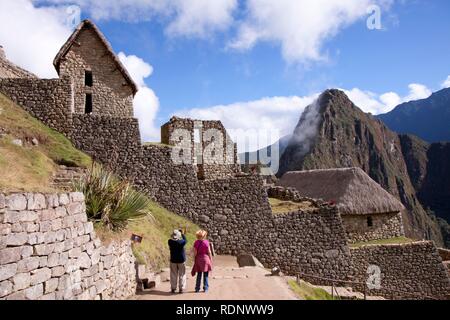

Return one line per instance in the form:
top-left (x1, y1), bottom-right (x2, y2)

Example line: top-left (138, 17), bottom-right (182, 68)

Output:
top-left (278, 167), bottom-right (406, 243)
top-left (161, 116), bottom-right (240, 180)
top-left (53, 20), bottom-right (137, 117)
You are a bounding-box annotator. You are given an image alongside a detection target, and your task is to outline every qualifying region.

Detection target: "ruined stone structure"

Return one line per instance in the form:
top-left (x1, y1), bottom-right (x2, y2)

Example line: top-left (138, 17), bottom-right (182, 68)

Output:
top-left (278, 168), bottom-right (406, 243)
top-left (0, 20), bottom-right (449, 299)
top-left (0, 192), bottom-right (136, 300)
top-left (161, 116), bottom-right (240, 180)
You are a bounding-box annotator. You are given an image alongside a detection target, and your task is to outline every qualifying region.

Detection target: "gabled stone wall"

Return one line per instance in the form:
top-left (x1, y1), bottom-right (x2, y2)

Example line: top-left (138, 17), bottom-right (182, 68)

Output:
top-left (58, 27), bottom-right (134, 118)
top-left (0, 192), bottom-right (136, 300)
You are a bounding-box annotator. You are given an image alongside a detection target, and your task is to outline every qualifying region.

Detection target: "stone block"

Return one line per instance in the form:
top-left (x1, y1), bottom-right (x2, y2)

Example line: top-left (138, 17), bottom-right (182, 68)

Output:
top-left (0, 263), bottom-right (17, 282)
top-left (21, 246), bottom-right (33, 259)
top-left (77, 252), bottom-right (91, 269)
top-left (55, 206), bottom-right (67, 218)
top-left (25, 283), bottom-right (44, 300)
top-left (51, 266), bottom-right (65, 277)
top-left (46, 194), bottom-right (59, 208)
top-left (0, 194), bottom-right (5, 209)
top-left (6, 233), bottom-right (28, 246)
top-left (70, 192), bottom-right (85, 203)
top-left (0, 224), bottom-right (11, 236)
top-left (59, 194), bottom-right (70, 206)
top-left (34, 244), bottom-right (55, 256)
top-left (30, 268), bottom-right (51, 285)
top-left (39, 209), bottom-right (57, 222)
top-left (27, 193), bottom-right (46, 210)
top-left (68, 247), bottom-right (81, 258)
top-left (6, 194), bottom-right (27, 211)
top-left (47, 253), bottom-right (60, 268)
top-left (0, 280), bottom-right (13, 298)
top-left (0, 247), bottom-right (22, 264)
top-left (44, 278), bottom-right (59, 294)
top-left (67, 203), bottom-right (83, 216)
top-left (17, 257), bottom-right (40, 273)
top-left (13, 273), bottom-right (31, 291)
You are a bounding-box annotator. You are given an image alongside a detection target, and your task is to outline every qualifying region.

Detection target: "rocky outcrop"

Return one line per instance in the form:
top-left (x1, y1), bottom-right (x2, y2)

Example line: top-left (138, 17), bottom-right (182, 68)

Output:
top-left (278, 89), bottom-right (444, 246)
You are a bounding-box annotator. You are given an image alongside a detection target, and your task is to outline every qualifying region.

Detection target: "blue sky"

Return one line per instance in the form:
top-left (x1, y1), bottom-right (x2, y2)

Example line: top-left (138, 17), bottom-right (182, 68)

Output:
top-left (1, 0), bottom-right (449, 149)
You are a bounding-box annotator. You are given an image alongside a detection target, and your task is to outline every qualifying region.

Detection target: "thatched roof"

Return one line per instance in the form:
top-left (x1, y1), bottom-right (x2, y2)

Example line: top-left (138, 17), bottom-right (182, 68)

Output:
top-left (53, 20), bottom-right (138, 95)
top-left (277, 168), bottom-right (405, 215)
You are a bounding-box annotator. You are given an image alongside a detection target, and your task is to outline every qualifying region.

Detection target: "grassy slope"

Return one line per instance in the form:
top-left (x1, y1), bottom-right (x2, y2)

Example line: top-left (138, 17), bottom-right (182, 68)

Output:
top-left (269, 198), bottom-right (316, 214)
top-left (288, 280), bottom-right (334, 300)
top-left (97, 201), bottom-right (200, 271)
top-left (0, 93), bottom-right (91, 192)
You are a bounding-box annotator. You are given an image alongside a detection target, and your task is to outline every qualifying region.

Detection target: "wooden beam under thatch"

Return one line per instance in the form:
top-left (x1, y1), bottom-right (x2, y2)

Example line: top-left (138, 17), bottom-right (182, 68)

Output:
top-left (277, 167), bottom-right (405, 215)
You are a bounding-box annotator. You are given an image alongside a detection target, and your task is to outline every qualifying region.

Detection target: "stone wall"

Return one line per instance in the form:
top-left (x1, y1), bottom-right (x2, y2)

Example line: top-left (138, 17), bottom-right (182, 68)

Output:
top-left (69, 114), bottom-right (141, 166)
top-left (58, 27), bottom-right (134, 118)
top-left (0, 77), bottom-right (73, 134)
top-left (350, 242), bottom-right (450, 299)
top-left (161, 117), bottom-right (240, 180)
top-left (0, 192), bottom-right (137, 300)
top-left (342, 213), bottom-right (404, 243)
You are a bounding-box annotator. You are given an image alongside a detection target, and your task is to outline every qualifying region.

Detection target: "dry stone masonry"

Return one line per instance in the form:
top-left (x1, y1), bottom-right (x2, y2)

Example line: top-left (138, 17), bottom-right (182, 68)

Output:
top-left (0, 19), bottom-right (449, 300)
top-left (0, 192), bottom-right (136, 300)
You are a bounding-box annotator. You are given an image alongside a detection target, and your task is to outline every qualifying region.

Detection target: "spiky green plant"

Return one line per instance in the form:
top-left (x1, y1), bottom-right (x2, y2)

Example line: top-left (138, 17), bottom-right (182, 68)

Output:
top-left (74, 164), bottom-right (152, 231)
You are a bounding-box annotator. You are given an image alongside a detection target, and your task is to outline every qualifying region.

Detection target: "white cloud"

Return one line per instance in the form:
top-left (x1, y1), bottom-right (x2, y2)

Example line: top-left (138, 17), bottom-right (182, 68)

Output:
top-left (229, 0), bottom-right (393, 63)
top-left (36, 0), bottom-right (238, 38)
top-left (441, 75), bottom-right (450, 89)
top-left (0, 0), bottom-right (72, 78)
top-left (404, 83), bottom-right (432, 101)
top-left (118, 52), bottom-right (160, 141)
top-left (176, 81), bottom-right (433, 153)
top-left (344, 83), bottom-right (431, 114)
top-left (176, 94), bottom-right (319, 152)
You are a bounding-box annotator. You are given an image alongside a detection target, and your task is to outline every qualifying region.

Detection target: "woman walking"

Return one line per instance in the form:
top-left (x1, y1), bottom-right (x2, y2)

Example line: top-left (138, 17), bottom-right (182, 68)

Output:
top-left (191, 230), bottom-right (213, 293)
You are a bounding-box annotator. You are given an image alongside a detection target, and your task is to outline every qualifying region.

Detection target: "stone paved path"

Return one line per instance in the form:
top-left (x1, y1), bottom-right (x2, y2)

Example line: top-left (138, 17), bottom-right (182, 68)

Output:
top-left (134, 256), bottom-right (298, 300)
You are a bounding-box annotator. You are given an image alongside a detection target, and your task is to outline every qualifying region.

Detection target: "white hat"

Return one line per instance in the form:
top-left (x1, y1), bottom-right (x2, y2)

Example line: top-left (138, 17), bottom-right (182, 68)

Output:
top-left (172, 229), bottom-right (182, 240)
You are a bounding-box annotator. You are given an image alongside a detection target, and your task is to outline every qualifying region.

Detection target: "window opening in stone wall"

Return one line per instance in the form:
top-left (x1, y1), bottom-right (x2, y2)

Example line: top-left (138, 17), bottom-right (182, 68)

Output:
top-left (85, 93), bottom-right (93, 114)
top-left (367, 216), bottom-right (374, 228)
top-left (85, 70), bottom-right (93, 87)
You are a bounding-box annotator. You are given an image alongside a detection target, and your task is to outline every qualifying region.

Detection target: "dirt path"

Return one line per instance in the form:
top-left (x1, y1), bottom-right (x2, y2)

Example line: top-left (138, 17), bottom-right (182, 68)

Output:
top-left (134, 256), bottom-right (298, 300)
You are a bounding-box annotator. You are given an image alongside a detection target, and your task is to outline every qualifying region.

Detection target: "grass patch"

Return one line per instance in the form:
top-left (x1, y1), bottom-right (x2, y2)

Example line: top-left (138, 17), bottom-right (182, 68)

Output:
top-left (269, 198), bottom-right (316, 214)
top-left (144, 142), bottom-right (173, 148)
top-left (350, 236), bottom-right (414, 248)
top-left (0, 93), bottom-right (91, 192)
top-left (288, 279), bottom-right (335, 300)
top-left (96, 201), bottom-right (200, 271)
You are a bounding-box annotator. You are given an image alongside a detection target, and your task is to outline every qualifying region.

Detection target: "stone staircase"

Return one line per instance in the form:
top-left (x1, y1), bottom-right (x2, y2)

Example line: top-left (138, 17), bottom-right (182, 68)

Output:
top-left (50, 165), bottom-right (87, 191)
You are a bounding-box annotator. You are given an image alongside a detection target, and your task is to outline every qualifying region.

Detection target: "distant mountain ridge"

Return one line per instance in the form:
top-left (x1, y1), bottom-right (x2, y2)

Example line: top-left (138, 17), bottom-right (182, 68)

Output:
top-left (272, 89), bottom-right (448, 247)
top-left (378, 88), bottom-right (450, 143)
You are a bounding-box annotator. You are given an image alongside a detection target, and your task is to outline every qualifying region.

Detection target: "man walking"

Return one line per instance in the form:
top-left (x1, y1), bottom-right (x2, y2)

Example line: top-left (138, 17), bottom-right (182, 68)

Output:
top-left (168, 229), bottom-right (187, 294)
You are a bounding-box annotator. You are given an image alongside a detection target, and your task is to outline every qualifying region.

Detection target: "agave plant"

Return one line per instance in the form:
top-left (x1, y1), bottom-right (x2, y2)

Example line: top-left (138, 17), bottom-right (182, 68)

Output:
top-left (74, 163), bottom-right (152, 231)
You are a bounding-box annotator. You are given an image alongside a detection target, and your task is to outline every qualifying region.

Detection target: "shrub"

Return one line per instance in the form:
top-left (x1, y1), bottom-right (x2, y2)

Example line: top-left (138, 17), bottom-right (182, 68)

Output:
top-left (74, 163), bottom-right (152, 231)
